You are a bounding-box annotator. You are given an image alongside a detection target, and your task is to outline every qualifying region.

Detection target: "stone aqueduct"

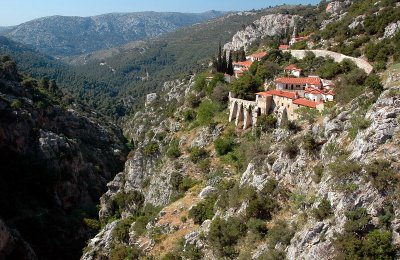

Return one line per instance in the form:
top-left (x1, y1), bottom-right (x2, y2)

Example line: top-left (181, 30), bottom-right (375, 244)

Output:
top-left (228, 94), bottom-right (259, 130)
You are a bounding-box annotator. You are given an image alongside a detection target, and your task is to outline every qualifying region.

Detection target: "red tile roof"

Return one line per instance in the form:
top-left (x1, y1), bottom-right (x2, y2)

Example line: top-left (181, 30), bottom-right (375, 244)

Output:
top-left (276, 77), bottom-right (321, 86)
top-left (250, 52), bottom-right (267, 58)
top-left (233, 61), bottom-right (253, 68)
top-left (284, 64), bottom-right (301, 71)
top-left (293, 98), bottom-right (321, 108)
top-left (279, 45), bottom-right (289, 50)
top-left (257, 90), bottom-right (297, 99)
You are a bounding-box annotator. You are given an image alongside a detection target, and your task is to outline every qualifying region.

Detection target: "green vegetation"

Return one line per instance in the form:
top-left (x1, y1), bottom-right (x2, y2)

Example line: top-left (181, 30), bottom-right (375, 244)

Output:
top-left (143, 142), bottom-right (159, 157)
top-left (196, 100), bottom-right (219, 125)
top-left (189, 146), bottom-right (208, 163)
top-left (166, 139), bottom-right (182, 159)
top-left (188, 196), bottom-right (216, 224)
top-left (209, 216), bottom-right (247, 257)
top-left (312, 199), bottom-right (332, 221)
top-left (267, 221), bottom-right (295, 248)
top-left (364, 160), bottom-right (398, 192)
top-left (335, 207), bottom-right (396, 259)
top-left (214, 136), bottom-right (235, 156)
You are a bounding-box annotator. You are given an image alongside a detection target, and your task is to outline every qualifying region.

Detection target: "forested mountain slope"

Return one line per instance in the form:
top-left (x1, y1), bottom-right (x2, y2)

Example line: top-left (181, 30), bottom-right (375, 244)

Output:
top-left (5, 11), bottom-right (225, 56)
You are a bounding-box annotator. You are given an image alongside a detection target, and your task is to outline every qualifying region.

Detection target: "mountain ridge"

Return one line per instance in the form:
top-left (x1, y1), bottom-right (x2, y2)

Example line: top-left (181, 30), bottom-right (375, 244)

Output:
top-left (5, 11), bottom-right (226, 56)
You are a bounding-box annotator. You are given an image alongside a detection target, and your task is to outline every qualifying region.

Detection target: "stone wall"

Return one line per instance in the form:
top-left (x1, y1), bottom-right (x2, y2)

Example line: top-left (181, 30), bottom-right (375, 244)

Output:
top-left (285, 49), bottom-right (373, 74)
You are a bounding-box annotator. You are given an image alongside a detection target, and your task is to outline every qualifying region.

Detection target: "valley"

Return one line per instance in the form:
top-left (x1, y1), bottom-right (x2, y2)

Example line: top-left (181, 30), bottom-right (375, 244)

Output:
top-left (0, 0), bottom-right (400, 259)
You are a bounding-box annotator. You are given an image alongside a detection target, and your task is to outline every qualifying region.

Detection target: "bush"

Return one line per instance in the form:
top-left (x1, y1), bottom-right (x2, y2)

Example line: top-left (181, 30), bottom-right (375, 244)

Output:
top-left (283, 140), bottom-right (299, 159)
top-left (256, 114), bottom-right (277, 132)
top-left (365, 74), bottom-right (383, 94)
top-left (83, 218), bottom-right (100, 231)
top-left (247, 218), bottom-right (268, 237)
top-left (214, 136), bottom-right (235, 156)
top-left (211, 84), bottom-right (229, 106)
top-left (267, 221), bottom-right (295, 248)
top-left (364, 160), bottom-right (398, 192)
top-left (194, 73), bottom-right (207, 92)
top-left (344, 208), bottom-right (371, 234)
top-left (209, 217), bottom-right (247, 257)
top-left (312, 164), bottom-right (324, 183)
top-left (183, 109), bottom-right (197, 122)
top-left (312, 199), bottom-right (332, 221)
top-left (348, 115), bottom-right (371, 139)
top-left (296, 107), bottom-right (319, 123)
top-left (112, 217), bottom-right (135, 242)
top-left (143, 142), bottom-right (159, 157)
top-left (303, 134), bottom-right (319, 153)
top-left (10, 99), bottom-right (21, 109)
top-left (110, 244), bottom-right (142, 260)
top-left (197, 100), bottom-right (218, 125)
top-left (328, 159), bottom-right (362, 179)
top-left (166, 139), bottom-right (181, 159)
top-left (186, 93), bottom-right (201, 108)
top-left (190, 146), bottom-right (207, 163)
top-left (188, 196), bottom-right (216, 224)
top-left (246, 193), bottom-right (277, 220)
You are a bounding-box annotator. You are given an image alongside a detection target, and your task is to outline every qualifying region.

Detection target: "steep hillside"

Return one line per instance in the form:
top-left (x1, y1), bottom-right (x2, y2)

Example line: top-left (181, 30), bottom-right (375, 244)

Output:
top-left (0, 57), bottom-right (127, 260)
top-left (80, 1), bottom-right (400, 259)
top-left (5, 11), bottom-right (225, 56)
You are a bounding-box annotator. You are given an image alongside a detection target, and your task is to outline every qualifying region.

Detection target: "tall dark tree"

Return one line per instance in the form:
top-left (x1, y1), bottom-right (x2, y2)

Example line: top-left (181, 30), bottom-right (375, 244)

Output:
top-left (217, 43), bottom-right (223, 72)
top-left (227, 52), bottom-right (234, 76)
top-left (221, 50), bottom-right (227, 73)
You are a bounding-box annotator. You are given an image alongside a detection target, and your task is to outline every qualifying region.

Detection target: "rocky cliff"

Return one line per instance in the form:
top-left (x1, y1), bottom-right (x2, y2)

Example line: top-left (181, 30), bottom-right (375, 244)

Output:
top-left (81, 60), bottom-right (400, 259)
top-left (0, 57), bottom-right (127, 259)
top-left (224, 14), bottom-right (297, 51)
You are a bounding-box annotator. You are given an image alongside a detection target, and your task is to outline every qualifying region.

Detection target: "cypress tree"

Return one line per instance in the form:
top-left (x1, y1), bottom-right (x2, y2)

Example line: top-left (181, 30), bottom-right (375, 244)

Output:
top-left (227, 52), bottom-right (234, 76)
top-left (222, 50), bottom-right (227, 73)
top-left (217, 43), bottom-right (222, 72)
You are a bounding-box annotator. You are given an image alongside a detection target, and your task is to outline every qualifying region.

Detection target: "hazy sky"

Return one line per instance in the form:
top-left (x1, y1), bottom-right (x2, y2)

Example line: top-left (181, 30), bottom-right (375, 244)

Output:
top-left (1, 0), bottom-right (320, 26)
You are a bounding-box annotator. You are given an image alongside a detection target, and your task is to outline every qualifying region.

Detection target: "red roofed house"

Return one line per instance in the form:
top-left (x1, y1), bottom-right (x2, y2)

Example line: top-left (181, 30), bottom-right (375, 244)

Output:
top-left (284, 64), bottom-right (302, 77)
top-left (233, 60), bottom-right (253, 78)
top-left (279, 44), bottom-right (289, 50)
top-left (275, 77), bottom-right (322, 95)
top-left (248, 52), bottom-right (267, 62)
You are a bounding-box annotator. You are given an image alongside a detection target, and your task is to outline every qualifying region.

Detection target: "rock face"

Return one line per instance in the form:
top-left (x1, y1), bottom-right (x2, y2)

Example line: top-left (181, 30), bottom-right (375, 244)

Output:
top-left (5, 11), bottom-right (225, 56)
top-left (383, 21), bottom-right (400, 39)
top-left (224, 14), bottom-right (297, 51)
top-left (0, 59), bottom-right (126, 259)
top-left (0, 219), bottom-right (37, 260)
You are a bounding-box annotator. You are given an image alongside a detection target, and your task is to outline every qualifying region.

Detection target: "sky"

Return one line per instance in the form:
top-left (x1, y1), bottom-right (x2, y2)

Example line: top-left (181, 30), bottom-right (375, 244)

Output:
top-left (0, 0), bottom-right (320, 26)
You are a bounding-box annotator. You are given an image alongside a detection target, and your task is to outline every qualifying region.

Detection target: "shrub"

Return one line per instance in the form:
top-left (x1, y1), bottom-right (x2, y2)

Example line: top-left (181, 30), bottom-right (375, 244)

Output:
top-left (283, 140), bottom-right (299, 159)
top-left (166, 139), bottom-right (181, 159)
top-left (247, 218), bottom-right (268, 237)
top-left (190, 146), bottom-right (207, 163)
top-left (214, 136), bottom-right (235, 156)
top-left (246, 193), bottom-right (277, 220)
top-left (112, 217), bottom-right (135, 242)
top-left (83, 218), bottom-right (100, 231)
top-left (348, 115), bottom-right (371, 139)
top-left (364, 160), bottom-right (398, 192)
top-left (328, 159), bottom-right (362, 179)
top-left (312, 199), bottom-right (332, 221)
top-left (312, 164), bottom-right (324, 183)
top-left (188, 196), bottom-right (216, 224)
top-left (110, 244), bottom-right (142, 260)
top-left (303, 134), bottom-right (319, 153)
top-left (296, 107), bottom-right (319, 123)
top-left (197, 100), bottom-right (218, 125)
top-left (211, 83), bottom-right (229, 106)
top-left (209, 217), bottom-right (247, 257)
top-left (344, 208), bottom-right (371, 234)
top-left (365, 74), bottom-right (383, 94)
top-left (143, 142), bottom-right (159, 157)
top-left (194, 73), bottom-right (207, 92)
top-left (267, 221), bottom-right (295, 248)
top-left (186, 93), bottom-right (201, 108)
top-left (183, 109), bottom-right (197, 122)
top-left (256, 114), bottom-right (277, 132)
top-left (10, 99), bottom-right (21, 109)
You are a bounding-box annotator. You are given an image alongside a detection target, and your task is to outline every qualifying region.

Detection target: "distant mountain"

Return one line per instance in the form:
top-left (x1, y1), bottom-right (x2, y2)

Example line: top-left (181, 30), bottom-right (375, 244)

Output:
top-left (0, 26), bottom-right (14, 34)
top-left (4, 11), bottom-right (226, 56)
